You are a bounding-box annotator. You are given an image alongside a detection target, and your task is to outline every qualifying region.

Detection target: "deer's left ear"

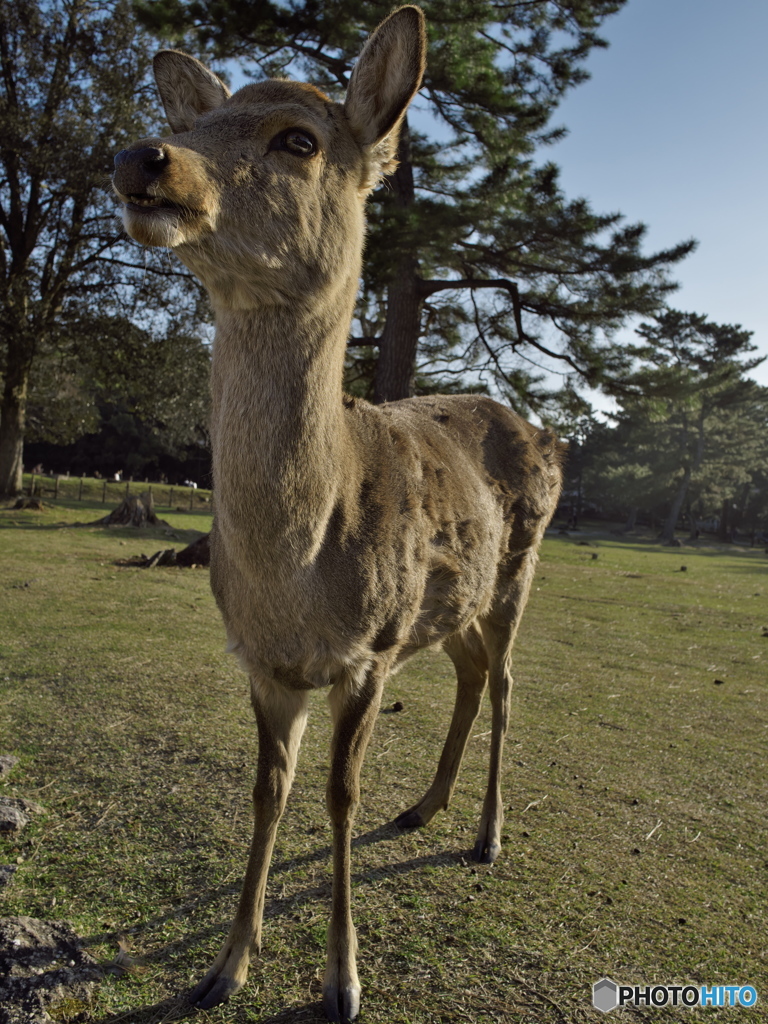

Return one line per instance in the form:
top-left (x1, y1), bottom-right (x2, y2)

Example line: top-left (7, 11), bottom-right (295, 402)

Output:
top-left (154, 50), bottom-right (231, 134)
top-left (344, 6), bottom-right (426, 175)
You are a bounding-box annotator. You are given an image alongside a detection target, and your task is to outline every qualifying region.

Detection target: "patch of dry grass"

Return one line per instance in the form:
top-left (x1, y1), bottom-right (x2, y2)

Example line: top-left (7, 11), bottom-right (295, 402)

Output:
top-left (1, 506), bottom-right (766, 1022)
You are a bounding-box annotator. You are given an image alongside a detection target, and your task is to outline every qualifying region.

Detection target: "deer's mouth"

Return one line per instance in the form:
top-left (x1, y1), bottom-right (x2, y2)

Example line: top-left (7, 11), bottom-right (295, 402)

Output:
top-left (126, 193), bottom-right (185, 213)
top-left (119, 186), bottom-right (211, 248)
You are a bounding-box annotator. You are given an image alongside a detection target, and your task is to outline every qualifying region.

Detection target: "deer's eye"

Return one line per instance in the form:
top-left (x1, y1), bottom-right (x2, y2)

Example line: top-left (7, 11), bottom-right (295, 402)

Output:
top-left (269, 129), bottom-right (317, 157)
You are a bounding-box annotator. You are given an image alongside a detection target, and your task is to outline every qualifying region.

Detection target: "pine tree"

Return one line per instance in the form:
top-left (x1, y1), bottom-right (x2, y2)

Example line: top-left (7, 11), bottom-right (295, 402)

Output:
top-left (592, 311), bottom-right (766, 542)
top-left (0, 0), bottom-right (203, 497)
top-left (134, 0), bottom-right (695, 404)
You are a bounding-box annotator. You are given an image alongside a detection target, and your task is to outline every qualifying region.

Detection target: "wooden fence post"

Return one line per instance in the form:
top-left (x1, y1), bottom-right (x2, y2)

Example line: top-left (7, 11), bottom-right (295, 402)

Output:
top-left (54, 476), bottom-right (60, 499)
top-left (78, 478), bottom-right (84, 501)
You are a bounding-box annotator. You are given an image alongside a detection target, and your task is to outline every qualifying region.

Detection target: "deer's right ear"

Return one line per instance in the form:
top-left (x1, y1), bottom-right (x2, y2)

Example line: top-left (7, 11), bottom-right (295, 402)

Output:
top-left (153, 51), bottom-right (231, 134)
top-left (344, 6), bottom-right (426, 165)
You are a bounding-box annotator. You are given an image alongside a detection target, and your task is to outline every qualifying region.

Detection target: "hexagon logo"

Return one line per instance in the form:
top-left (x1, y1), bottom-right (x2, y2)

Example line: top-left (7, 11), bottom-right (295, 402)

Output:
top-left (593, 977), bottom-right (619, 1013)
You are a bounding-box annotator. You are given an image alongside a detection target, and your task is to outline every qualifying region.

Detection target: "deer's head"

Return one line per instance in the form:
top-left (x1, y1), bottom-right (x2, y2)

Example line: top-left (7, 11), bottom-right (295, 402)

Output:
top-left (113, 6), bottom-right (426, 311)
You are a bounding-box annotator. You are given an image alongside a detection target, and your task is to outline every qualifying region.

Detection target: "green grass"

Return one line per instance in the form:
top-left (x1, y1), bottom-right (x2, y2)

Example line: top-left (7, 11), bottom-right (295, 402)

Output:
top-left (1, 504), bottom-right (766, 1023)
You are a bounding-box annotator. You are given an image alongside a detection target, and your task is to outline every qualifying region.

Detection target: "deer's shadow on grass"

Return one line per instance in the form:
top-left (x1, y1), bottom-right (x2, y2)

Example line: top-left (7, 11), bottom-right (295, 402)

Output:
top-left (87, 822), bottom-right (467, 1024)
top-left (94, 994), bottom-right (327, 1024)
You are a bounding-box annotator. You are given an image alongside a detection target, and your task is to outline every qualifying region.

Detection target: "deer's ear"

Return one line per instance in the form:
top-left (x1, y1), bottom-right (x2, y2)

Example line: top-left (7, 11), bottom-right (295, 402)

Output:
top-left (153, 51), bottom-right (231, 134)
top-left (344, 6), bottom-right (426, 168)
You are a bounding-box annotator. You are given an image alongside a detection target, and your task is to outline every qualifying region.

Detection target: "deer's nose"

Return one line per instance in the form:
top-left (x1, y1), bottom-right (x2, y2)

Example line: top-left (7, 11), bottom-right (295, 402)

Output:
top-left (113, 146), bottom-right (169, 194)
top-left (114, 146), bottom-right (168, 171)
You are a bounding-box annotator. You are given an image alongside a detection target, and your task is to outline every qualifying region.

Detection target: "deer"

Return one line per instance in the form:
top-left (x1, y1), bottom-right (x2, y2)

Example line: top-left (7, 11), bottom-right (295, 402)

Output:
top-left (112, 7), bottom-right (564, 1021)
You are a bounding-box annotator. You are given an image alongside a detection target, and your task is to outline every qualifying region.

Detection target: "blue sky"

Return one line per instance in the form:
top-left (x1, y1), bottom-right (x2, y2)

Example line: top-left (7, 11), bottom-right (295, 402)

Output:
top-left (548, 0), bottom-right (767, 387)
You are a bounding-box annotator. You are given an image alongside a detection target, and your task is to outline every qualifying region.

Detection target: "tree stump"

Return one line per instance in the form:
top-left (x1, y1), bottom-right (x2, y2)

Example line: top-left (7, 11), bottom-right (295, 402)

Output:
top-left (12, 497), bottom-right (44, 511)
top-left (140, 536), bottom-right (211, 569)
top-left (126, 533), bottom-right (210, 569)
top-left (175, 531), bottom-right (211, 567)
top-left (88, 492), bottom-right (169, 528)
top-left (143, 548), bottom-right (178, 568)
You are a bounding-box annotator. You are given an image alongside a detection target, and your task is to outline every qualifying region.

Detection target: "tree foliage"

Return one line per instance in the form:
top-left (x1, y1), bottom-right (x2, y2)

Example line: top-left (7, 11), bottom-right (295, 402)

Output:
top-left (0, 0), bottom-right (205, 496)
top-left (134, 0), bottom-right (695, 405)
top-left (575, 311), bottom-right (768, 540)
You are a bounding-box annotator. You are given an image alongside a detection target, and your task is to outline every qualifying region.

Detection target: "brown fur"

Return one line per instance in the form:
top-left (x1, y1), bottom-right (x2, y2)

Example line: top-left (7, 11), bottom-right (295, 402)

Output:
top-left (113, 7), bottom-right (563, 1022)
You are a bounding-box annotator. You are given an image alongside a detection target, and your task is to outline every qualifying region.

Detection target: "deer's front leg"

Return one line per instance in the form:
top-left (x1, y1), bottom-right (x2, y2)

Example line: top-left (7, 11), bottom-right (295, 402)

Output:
top-left (190, 678), bottom-right (309, 1009)
top-left (323, 672), bottom-right (385, 1023)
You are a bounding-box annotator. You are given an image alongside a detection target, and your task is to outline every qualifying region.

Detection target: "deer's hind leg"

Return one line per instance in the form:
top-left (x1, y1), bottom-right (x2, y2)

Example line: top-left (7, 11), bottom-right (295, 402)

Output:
top-left (473, 546), bottom-right (540, 863)
top-left (395, 622), bottom-right (488, 829)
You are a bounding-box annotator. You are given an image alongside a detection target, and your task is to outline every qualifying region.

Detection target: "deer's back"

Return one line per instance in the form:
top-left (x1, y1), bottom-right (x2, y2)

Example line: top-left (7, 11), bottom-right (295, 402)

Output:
top-left (314, 393), bottom-right (563, 655)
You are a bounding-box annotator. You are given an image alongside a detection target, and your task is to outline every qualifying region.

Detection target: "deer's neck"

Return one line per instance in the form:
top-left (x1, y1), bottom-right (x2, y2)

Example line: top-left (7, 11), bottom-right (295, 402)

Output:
top-left (210, 296), bottom-right (354, 570)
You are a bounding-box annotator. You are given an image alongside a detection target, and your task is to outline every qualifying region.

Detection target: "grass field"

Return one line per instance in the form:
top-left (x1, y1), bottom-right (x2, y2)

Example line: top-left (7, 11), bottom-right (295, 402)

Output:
top-left (1, 498), bottom-right (766, 1023)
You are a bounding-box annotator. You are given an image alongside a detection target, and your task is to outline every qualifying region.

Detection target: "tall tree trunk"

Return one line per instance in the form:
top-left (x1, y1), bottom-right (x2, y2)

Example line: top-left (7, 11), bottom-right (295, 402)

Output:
top-left (660, 414), bottom-right (706, 545)
top-left (659, 466), bottom-right (691, 544)
top-left (623, 506), bottom-right (638, 532)
top-left (373, 255), bottom-right (422, 403)
top-left (0, 340), bottom-right (32, 498)
top-left (737, 481), bottom-right (751, 527)
top-left (686, 500), bottom-right (698, 539)
top-left (372, 120), bottom-right (422, 404)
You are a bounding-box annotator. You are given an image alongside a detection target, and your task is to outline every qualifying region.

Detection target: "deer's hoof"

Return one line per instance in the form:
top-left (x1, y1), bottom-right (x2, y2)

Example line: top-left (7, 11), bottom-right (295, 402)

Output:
top-left (323, 983), bottom-right (361, 1022)
top-left (472, 838), bottom-right (501, 864)
top-left (189, 972), bottom-right (243, 1009)
top-left (394, 807), bottom-right (425, 829)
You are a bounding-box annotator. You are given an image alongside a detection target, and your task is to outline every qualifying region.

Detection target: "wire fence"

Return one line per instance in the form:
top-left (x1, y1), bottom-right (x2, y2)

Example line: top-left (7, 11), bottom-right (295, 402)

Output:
top-left (24, 474), bottom-right (211, 510)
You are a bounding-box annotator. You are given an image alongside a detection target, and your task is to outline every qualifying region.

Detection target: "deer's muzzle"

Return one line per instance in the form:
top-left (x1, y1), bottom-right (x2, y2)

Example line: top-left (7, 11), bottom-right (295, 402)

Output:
top-left (113, 146), bottom-right (169, 202)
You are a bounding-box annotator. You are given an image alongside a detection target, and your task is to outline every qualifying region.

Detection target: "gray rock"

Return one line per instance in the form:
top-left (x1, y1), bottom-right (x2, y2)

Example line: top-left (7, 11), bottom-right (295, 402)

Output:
top-left (4, 797), bottom-right (45, 816)
top-left (0, 865), bottom-right (17, 889)
top-left (0, 756), bottom-right (18, 778)
top-left (0, 917), bottom-right (102, 1024)
top-left (0, 805), bottom-right (28, 833)
top-left (0, 798), bottom-right (44, 833)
